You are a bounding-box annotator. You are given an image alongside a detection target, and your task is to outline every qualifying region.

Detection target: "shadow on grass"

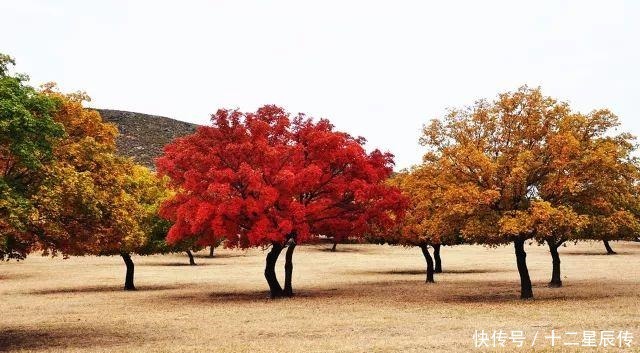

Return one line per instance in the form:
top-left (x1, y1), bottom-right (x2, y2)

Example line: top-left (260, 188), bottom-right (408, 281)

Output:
top-left (353, 268), bottom-right (508, 275)
top-left (0, 326), bottom-right (136, 352)
top-left (562, 251), bottom-right (633, 256)
top-left (0, 273), bottom-right (32, 280)
top-left (166, 287), bottom-right (345, 304)
top-left (26, 283), bottom-right (185, 295)
top-left (443, 292), bottom-right (520, 303)
top-left (382, 269), bottom-right (425, 275)
top-left (383, 279), bottom-right (634, 303)
top-left (141, 262), bottom-right (219, 267)
top-left (314, 246), bottom-right (371, 254)
top-left (152, 269), bottom-right (638, 305)
top-left (193, 253), bottom-right (247, 259)
top-left (313, 246), bottom-right (376, 253)
top-left (162, 277), bottom-right (639, 305)
top-left (443, 268), bottom-right (510, 274)
top-left (429, 280), bottom-right (637, 304)
top-left (168, 290), bottom-right (272, 303)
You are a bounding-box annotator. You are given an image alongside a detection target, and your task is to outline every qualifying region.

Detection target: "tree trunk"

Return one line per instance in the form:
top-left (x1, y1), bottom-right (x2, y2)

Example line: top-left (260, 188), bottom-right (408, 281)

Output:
top-left (121, 253), bottom-right (136, 291)
top-left (264, 242), bottom-right (284, 298)
top-left (433, 244), bottom-right (442, 273)
top-left (208, 246), bottom-right (215, 258)
top-left (331, 241), bottom-right (337, 252)
top-left (283, 240), bottom-right (296, 297)
top-left (603, 240), bottom-right (616, 255)
top-left (420, 244), bottom-right (435, 283)
top-left (514, 239), bottom-right (533, 299)
top-left (186, 250), bottom-right (196, 266)
top-left (548, 241), bottom-right (562, 288)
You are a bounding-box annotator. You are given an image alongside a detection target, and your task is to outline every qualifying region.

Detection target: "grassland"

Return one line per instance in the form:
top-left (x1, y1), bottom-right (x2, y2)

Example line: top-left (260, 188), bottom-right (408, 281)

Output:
top-left (1, 241), bottom-right (639, 353)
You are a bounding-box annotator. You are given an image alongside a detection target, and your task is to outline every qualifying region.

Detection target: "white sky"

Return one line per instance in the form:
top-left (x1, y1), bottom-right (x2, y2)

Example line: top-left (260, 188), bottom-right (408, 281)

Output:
top-left (2, 0), bottom-right (639, 170)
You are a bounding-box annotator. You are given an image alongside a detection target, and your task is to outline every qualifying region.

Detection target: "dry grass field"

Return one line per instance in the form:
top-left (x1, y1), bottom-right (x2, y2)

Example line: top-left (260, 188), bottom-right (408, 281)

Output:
top-left (1, 241), bottom-right (639, 353)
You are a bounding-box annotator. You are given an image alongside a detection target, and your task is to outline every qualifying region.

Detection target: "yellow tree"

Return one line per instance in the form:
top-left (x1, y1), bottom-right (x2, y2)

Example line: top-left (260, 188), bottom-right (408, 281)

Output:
top-left (31, 87), bottom-right (173, 290)
top-left (382, 162), bottom-right (464, 282)
top-left (419, 86), bottom-right (625, 299)
top-left (529, 202), bottom-right (586, 287)
top-left (538, 110), bottom-right (640, 285)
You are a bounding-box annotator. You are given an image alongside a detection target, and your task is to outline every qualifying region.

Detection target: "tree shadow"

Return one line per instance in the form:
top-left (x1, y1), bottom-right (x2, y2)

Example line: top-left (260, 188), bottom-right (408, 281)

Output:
top-left (381, 269), bottom-right (425, 275)
top-left (315, 246), bottom-right (374, 253)
top-left (157, 277), bottom-right (638, 305)
top-left (141, 262), bottom-right (218, 267)
top-left (0, 326), bottom-right (136, 352)
top-left (442, 292), bottom-right (520, 303)
top-left (0, 273), bottom-right (32, 280)
top-left (441, 268), bottom-right (510, 274)
top-left (437, 279), bottom-right (638, 303)
top-left (353, 268), bottom-right (507, 275)
top-left (167, 288), bottom-right (342, 304)
top-left (193, 253), bottom-right (247, 259)
top-left (562, 251), bottom-right (633, 256)
top-left (26, 283), bottom-right (185, 295)
top-left (167, 290), bottom-right (272, 303)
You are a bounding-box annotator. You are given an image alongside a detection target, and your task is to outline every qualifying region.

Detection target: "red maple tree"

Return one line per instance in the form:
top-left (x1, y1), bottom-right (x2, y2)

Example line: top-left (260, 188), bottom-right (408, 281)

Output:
top-left (157, 105), bottom-right (406, 297)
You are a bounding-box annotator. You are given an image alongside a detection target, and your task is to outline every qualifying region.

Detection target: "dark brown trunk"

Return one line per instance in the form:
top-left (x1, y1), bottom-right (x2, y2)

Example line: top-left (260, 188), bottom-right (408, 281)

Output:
top-left (283, 240), bottom-right (296, 297)
top-left (603, 240), bottom-right (616, 255)
top-left (186, 250), bottom-right (196, 266)
top-left (121, 253), bottom-right (136, 291)
top-left (514, 239), bottom-right (533, 299)
top-left (420, 244), bottom-right (435, 283)
top-left (208, 246), bottom-right (215, 258)
top-left (331, 241), bottom-right (337, 252)
top-left (433, 244), bottom-right (442, 273)
top-left (264, 243), bottom-right (284, 298)
top-left (548, 241), bottom-right (562, 288)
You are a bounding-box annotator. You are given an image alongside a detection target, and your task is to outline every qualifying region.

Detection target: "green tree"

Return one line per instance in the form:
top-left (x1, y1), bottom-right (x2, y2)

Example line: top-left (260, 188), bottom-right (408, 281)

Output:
top-left (0, 54), bottom-right (63, 260)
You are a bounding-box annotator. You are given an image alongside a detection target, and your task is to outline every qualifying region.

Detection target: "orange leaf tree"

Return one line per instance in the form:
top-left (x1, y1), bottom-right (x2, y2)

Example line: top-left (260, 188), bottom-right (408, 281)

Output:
top-left (379, 162), bottom-right (464, 283)
top-left (157, 105), bottom-right (407, 298)
top-left (30, 88), bottom-right (176, 290)
top-left (537, 109), bottom-right (640, 285)
top-left (419, 86), bottom-right (639, 299)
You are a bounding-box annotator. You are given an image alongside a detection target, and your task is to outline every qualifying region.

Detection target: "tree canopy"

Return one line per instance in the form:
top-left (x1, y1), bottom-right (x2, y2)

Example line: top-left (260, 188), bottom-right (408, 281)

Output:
top-left (1, 55), bottom-right (178, 289)
top-left (417, 86), bottom-right (640, 298)
top-left (157, 105), bottom-right (407, 297)
top-left (0, 55), bottom-right (63, 260)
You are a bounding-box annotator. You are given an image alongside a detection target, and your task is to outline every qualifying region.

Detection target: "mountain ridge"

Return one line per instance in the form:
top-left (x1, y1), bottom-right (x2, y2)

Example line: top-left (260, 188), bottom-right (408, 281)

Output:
top-left (94, 109), bottom-right (199, 169)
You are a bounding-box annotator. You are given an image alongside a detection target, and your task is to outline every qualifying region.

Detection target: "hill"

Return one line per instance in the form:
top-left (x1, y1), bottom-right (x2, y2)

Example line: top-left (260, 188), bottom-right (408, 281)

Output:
top-left (95, 109), bottom-right (199, 169)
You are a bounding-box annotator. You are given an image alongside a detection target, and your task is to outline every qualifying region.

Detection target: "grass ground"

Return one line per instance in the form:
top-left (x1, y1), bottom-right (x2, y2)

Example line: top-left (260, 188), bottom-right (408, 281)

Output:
top-left (1, 241), bottom-right (639, 353)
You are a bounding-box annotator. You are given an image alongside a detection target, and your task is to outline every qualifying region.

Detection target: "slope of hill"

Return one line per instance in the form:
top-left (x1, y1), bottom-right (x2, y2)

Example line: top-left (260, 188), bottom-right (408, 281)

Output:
top-left (95, 109), bottom-right (199, 169)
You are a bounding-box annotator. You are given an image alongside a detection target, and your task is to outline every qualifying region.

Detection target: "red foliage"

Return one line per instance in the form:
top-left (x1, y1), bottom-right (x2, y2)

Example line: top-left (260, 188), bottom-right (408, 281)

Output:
top-left (157, 105), bottom-right (407, 248)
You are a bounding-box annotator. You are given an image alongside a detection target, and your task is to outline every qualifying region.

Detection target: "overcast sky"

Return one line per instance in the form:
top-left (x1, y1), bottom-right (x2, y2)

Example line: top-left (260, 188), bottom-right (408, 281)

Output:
top-left (2, 0), bottom-right (639, 169)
